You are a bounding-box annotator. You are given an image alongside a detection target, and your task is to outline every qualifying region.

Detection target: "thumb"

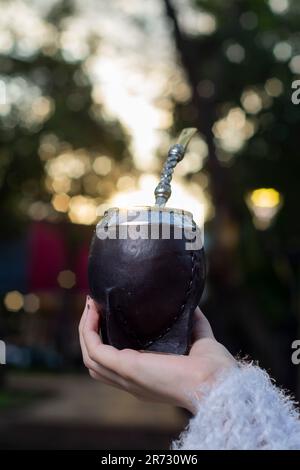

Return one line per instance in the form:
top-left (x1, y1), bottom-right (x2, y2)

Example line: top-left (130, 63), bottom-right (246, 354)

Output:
top-left (84, 297), bottom-right (100, 332)
top-left (191, 307), bottom-right (215, 342)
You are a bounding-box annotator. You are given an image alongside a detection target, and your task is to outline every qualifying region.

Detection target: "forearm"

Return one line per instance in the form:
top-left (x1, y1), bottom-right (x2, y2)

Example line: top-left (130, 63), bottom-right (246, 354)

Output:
top-left (172, 363), bottom-right (300, 450)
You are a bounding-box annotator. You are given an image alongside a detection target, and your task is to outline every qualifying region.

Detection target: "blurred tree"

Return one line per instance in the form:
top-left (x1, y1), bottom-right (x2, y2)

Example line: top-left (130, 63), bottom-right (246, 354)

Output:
top-left (164, 0), bottom-right (300, 396)
top-left (0, 0), bottom-right (131, 237)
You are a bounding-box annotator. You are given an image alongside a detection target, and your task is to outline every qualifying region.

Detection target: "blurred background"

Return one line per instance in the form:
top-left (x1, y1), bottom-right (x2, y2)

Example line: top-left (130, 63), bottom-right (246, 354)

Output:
top-left (0, 0), bottom-right (300, 450)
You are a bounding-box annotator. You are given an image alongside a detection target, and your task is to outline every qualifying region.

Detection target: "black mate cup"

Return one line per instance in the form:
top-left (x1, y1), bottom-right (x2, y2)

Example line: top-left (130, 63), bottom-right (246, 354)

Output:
top-left (88, 205), bottom-right (205, 354)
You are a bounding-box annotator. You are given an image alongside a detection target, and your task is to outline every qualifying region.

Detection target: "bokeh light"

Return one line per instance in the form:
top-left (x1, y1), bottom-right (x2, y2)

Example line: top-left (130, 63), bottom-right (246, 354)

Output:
top-left (57, 270), bottom-right (76, 289)
top-left (268, 0), bottom-right (290, 14)
top-left (225, 43), bottom-right (245, 63)
top-left (213, 107), bottom-right (255, 154)
top-left (46, 152), bottom-right (90, 180)
top-left (241, 89), bottom-right (263, 115)
top-left (247, 188), bottom-right (282, 230)
top-left (24, 293), bottom-right (40, 314)
top-left (68, 195), bottom-right (98, 225)
top-left (265, 78), bottom-right (284, 97)
top-left (51, 193), bottom-right (70, 213)
top-left (4, 291), bottom-right (24, 312)
top-left (93, 156), bottom-right (112, 176)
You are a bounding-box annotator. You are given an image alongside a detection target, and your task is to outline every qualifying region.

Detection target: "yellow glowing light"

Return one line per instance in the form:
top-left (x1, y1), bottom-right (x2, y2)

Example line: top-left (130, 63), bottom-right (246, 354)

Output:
top-left (4, 291), bottom-right (24, 312)
top-left (57, 270), bottom-right (76, 289)
top-left (93, 156), bottom-right (112, 176)
top-left (24, 293), bottom-right (40, 314)
top-left (68, 195), bottom-right (98, 225)
top-left (250, 188), bottom-right (281, 208)
top-left (247, 188), bottom-right (282, 230)
top-left (52, 193), bottom-right (70, 213)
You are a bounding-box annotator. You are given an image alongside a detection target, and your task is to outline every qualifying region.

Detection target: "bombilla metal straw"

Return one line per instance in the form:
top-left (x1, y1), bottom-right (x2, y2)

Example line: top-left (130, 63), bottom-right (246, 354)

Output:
top-left (154, 127), bottom-right (197, 207)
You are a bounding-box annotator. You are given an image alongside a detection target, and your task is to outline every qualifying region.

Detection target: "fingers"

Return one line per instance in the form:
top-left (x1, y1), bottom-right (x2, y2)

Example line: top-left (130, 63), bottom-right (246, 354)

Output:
top-left (80, 323), bottom-right (123, 387)
top-left (192, 307), bottom-right (215, 341)
top-left (82, 299), bottom-right (121, 371)
top-left (78, 295), bottom-right (89, 334)
top-left (79, 296), bottom-right (139, 387)
top-left (78, 297), bottom-right (126, 388)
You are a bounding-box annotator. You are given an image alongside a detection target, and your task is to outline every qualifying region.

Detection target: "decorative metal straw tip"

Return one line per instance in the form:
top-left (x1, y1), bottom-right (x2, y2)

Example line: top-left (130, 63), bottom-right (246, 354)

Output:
top-left (154, 128), bottom-right (198, 208)
top-left (177, 127), bottom-right (197, 150)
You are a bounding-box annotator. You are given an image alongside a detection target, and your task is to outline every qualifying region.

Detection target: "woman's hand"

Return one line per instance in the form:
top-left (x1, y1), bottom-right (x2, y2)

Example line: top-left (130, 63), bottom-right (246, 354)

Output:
top-left (79, 297), bottom-right (236, 414)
